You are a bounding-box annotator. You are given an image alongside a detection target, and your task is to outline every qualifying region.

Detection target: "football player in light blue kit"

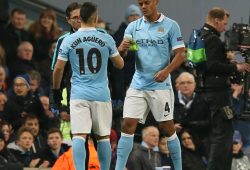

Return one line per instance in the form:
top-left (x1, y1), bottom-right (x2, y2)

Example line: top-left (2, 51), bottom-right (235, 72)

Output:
top-left (52, 2), bottom-right (124, 170)
top-left (115, 0), bottom-right (186, 170)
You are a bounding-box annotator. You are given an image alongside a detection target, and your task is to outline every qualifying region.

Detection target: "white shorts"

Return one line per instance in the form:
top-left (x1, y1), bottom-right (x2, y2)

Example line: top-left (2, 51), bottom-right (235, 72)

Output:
top-left (123, 88), bottom-right (174, 123)
top-left (70, 99), bottom-right (112, 136)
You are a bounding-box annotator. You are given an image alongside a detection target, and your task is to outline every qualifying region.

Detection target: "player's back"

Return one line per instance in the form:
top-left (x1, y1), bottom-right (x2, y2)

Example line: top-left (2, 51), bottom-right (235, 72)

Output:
top-left (59, 28), bottom-right (117, 101)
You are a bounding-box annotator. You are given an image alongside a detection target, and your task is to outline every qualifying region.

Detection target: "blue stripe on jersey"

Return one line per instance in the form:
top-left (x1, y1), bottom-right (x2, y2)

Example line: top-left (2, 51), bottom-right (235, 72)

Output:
top-left (125, 14), bottom-right (185, 90)
top-left (51, 32), bottom-right (70, 70)
top-left (58, 28), bottom-right (118, 101)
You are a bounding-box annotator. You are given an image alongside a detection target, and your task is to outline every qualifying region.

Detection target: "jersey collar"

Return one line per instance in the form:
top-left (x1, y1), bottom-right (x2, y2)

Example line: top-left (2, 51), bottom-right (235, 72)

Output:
top-left (78, 27), bottom-right (96, 31)
top-left (142, 13), bottom-right (165, 23)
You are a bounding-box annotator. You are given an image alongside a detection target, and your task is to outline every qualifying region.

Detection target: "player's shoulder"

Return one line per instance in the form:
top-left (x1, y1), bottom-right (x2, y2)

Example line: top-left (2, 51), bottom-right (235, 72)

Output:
top-left (96, 28), bottom-right (114, 40)
top-left (163, 15), bottom-right (179, 26)
top-left (96, 28), bottom-right (108, 34)
top-left (58, 31), bottom-right (71, 40)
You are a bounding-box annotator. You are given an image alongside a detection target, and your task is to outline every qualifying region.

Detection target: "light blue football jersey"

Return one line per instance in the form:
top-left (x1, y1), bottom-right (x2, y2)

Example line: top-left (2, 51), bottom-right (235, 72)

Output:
top-left (124, 14), bottom-right (185, 90)
top-left (58, 27), bottom-right (119, 101)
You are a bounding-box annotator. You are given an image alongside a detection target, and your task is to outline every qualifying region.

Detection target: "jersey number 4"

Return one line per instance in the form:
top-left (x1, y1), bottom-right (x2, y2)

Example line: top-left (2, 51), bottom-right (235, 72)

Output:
top-left (76, 48), bottom-right (102, 75)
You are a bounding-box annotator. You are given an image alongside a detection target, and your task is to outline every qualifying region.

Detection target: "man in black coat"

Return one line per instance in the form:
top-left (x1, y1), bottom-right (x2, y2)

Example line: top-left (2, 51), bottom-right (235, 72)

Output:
top-left (0, 8), bottom-right (32, 68)
top-left (174, 72), bottom-right (210, 149)
top-left (198, 7), bottom-right (250, 170)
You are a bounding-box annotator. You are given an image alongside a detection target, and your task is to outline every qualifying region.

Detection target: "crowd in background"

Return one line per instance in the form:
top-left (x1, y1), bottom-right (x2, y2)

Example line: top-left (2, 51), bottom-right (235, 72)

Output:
top-left (0, 1), bottom-right (250, 170)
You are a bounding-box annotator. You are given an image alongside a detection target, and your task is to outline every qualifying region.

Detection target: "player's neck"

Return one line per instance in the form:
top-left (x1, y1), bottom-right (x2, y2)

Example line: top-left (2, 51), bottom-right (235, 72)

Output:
top-left (81, 22), bottom-right (96, 28)
top-left (146, 12), bottom-right (161, 22)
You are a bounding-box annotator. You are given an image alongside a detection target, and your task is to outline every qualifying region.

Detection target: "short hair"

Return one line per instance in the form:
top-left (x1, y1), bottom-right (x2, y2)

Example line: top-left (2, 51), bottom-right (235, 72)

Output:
top-left (28, 70), bottom-right (41, 83)
top-left (80, 2), bottom-right (97, 23)
top-left (178, 72), bottom-right (195, 83)
top-left (142, 126), bottom-right (158, 139)
top-left (24, 114), bottom-right (39, 123)
top-left (17, 41), bottom-right (33, 52)
top-left (47, 127), bottom-right (63, 139)
top-left (207, 7), bottom-right (230, 22)
top-left (11, 8), bottom-right (26, 17)
top-left (66, 2), bottom-right (81, 18)
top-left (17, 126), bottom-right (34, 140)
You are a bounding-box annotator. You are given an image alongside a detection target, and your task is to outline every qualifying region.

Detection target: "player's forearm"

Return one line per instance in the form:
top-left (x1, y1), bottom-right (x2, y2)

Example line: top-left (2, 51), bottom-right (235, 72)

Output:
top-left (52, 67), bottom-right (64, 89)
top-left (164, 48), bottom-right (186, 73)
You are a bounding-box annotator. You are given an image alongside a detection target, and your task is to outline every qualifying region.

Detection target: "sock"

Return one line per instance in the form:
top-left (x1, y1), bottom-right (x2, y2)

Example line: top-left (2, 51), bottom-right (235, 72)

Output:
top-left (72, 136), bottom-right (86, 170)
top-left (167, 132), bottom-right (182, 170)
top-left (115, 133), bottom-right (134, 170)
top-left (97, 139), bottom-right (111, 170)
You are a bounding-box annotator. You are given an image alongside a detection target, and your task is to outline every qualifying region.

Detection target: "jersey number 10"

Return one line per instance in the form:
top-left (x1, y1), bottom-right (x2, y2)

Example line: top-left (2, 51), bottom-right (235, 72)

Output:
top-left (76, 48), bottom-right (102, 75)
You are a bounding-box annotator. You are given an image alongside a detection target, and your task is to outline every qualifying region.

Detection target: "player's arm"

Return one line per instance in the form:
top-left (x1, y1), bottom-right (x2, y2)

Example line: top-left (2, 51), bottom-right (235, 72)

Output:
top-left (110, 53), bottom-right (124, 69)
top-left (154, 47), bottom-right (186, 82)
top-left (53, 59), bottom-right (67, 89)
top-left (117, 39), bottom-right (131, 57)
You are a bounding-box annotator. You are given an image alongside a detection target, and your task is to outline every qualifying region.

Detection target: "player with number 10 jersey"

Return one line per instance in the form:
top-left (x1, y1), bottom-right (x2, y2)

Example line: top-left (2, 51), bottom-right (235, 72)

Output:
top-left (58, 28), bottom-right (119, 102)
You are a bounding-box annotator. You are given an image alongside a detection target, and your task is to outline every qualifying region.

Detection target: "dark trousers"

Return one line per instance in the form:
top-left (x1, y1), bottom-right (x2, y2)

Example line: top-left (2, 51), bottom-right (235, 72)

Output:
top-left (201, 90), bottom-right (234, 170)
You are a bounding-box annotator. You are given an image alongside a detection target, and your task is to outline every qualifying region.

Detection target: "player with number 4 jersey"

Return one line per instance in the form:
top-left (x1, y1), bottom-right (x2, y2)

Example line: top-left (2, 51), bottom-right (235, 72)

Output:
top-left (52, 2), bottom-right (124, 170)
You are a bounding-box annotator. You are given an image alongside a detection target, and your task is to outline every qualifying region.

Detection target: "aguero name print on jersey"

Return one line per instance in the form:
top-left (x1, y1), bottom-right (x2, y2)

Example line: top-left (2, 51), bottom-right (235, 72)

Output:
top-left (58, 27), bottom-right (118, 102)
top-left (70, 36), bottom-right (106, 49)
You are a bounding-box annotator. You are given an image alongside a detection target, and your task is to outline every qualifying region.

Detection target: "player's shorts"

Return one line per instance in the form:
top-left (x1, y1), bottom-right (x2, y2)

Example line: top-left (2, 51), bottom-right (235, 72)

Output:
top-left (70, 99), bottom-right (112, 136)
top-left (123, 88), bottom-right (174, 123)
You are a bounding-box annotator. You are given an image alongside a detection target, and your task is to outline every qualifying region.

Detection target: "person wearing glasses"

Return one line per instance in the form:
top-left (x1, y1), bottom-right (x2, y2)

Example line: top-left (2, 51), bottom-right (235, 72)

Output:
top-left (174, 72), bottom-right (210, 153)
top-left (52, 2), bottom-right (124, 170)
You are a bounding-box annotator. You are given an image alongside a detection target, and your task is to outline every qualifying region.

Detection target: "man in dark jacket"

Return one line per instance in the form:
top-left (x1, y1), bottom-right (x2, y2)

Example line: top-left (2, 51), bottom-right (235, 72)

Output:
top-left (0, 131), bottom-right (23, 170)
top-left (41, 128), bottom-right (70, 167)
top-left (0, 8), bottom-right (32, 68)
top-left (198, 7), bottom-right (250, 170)
top-left (174, 72), bottom-right (210, 150)
top-left (127, 126), bottom-right (162, 170)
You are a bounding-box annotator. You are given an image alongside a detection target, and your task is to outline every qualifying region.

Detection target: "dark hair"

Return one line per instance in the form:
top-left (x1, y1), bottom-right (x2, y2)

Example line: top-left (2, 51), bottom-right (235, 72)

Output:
top-left (24, 114), bottom-right (39, 123)
top-left (80, 2), bottom-right (97, 23)
top-left (11, 8), bottom-right (26, 16)
top-left (66, 2), bottom-right (81, 18)
top-left (47, 127), bottom-right (63, 138)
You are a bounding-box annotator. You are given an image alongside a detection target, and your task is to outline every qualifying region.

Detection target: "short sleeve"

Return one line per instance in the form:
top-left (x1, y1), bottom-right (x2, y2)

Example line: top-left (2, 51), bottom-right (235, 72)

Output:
top-left (169, 21), bottom-right (185, 50)
top-left (58, 38), bottom-right (70, 61)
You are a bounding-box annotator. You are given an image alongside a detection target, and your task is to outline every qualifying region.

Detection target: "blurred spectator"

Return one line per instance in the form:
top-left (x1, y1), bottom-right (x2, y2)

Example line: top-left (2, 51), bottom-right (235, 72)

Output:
top-left (3, 74), bottom-right (46, 132)
top-left (28, 70), bottom-right (45, 96)
top-left (231, 130), bottom-right (250, 170)
top-left (41, 127), bottom-right (70, 167)
top-left (127, 126), bottom-right (162, 170)
top-left (9, 41), bottom-right (37, 83)
top-left (0, 92), bottom-right (7, 120)
top-left (158, 136), bottom-right (173, 169)
top-left (23, 114), bottom-right (46, 152)
top-left (174, 72), bottom-right (211, 152)
top-left (0, 44), bottom-right (7, 70)
top-left (96, 18), bottom-right (113, 35)
top-left (40, 95), bottom-right (60, 128)
top-left (231, 83), bottom-right (250, 159)
top-left (0, 121), bottom-right (12, 144)
top-left (7, 127), bottom-right (47, 168)
top-left (28, 8), bottom-right (61, 62)
top-left (37, 41), bottom-right (57, 96)
top-left (180, 129), bottom-right (207, 170)
top-left (110, 4), bottom-right (142, 130)
top-left (0, 0), bottom-right (9, 36)
top-left (0, 65), bottom-right (7, 93)
top-left (0, 131), bottom-right (23, 170)
top-left (0, 8), bottom-right (32, 67)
